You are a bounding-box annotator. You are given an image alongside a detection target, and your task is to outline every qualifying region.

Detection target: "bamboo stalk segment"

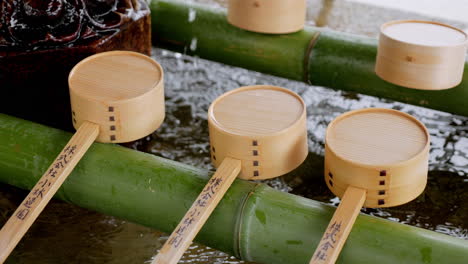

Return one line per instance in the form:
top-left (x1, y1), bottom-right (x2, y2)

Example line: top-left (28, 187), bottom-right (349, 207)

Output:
top-left (0, 113), bottom-right (467, 264)
top-left (153, 85), bottom-right (308, 264)
top-left (310, 108), bottom-right (430, 264)
top-left (376, 20), bottom-right (468, 90)
top-left (0, 122), bottom-right (98, 263)
top-left (0, 51), bottom-right (165, 263)
top-left (227, 0), bottom-right (306, 34)
top-left (150, 0), bottom-right (468, 117)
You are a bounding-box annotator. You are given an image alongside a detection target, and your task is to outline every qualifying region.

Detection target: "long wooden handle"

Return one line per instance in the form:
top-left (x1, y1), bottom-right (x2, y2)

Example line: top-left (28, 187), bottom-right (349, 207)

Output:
top-left (0, 122), bottom-right (99, 263)
top-left (310, 186), bottom-right (366, 264)
top-left (153, 157), bottom-right (242, 264)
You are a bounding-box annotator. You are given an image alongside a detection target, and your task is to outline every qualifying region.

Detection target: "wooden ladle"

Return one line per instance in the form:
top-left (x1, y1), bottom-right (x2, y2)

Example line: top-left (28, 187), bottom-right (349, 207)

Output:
top-left (375, 20), bottom-right (467, 90)
top-left (0, 51), bottom-right (165, 263)
top-left (310, 108), bottom-right (430, 264)
top-left (227, 0), bottom-right (307, 34)
top-left (153, 85), bottom-right (308, 264)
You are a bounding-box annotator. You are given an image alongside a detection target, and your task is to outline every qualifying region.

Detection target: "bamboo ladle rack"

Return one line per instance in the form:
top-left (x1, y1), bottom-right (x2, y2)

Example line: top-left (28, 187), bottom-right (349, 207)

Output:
top-left (153, 85), bottom-right (308, 264)
top-left (310, 108), bottom-right (430, 264)
top-left (0, 51), bottom-right (165, 263)
top-left (227, 0), bottom-right (306, 34)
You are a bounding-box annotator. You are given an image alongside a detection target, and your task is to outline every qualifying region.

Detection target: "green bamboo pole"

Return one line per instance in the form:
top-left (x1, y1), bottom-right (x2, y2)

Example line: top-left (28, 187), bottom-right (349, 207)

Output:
top-left (0, 113), bottom-right (248, 256)
top-left (150, 0), bottom-right (468, 117)
top-left (0, 114), bottom-right (467, 263)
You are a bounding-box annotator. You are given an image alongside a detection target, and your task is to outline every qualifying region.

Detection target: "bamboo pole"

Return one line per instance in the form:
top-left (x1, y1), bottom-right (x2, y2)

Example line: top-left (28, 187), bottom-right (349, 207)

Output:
top-left (150, 0), bottom-right (468, 117)
top-left (0, 114), bottom-right (467, 263)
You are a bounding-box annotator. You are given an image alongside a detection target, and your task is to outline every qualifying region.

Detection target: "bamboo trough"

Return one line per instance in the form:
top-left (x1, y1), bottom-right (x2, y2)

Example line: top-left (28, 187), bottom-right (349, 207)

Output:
top-left (0, 113), bottom-right (466, 264)
top-left (150, 0), bottom-right (468, 117)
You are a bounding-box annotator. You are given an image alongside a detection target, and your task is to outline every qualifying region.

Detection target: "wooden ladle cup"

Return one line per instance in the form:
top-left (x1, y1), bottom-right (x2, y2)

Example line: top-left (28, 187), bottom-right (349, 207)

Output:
top-left (228, 0), bottom-right (307, 34)
top-left (0, 51), bottom-right (165, 263)
top-left (153, 85), bottom-right (308, 264)
top-left (310, 108), bottom-right (430, 264)
top-left (375, 20), bottom-right (468, 90)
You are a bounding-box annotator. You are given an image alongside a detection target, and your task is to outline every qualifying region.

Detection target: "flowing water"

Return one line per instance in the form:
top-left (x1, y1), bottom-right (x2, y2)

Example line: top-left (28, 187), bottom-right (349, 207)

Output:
top-left (1, 0), bottom-right (467, 263)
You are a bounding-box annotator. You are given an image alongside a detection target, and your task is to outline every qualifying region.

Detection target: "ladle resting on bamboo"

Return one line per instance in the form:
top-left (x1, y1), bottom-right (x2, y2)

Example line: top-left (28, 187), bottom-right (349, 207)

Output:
top-left (153, 85), bottom-right (309, 264)
top-left (309, 108), bottom-right (430, 264)
top-left (0, 51), bottom-right (165, 263)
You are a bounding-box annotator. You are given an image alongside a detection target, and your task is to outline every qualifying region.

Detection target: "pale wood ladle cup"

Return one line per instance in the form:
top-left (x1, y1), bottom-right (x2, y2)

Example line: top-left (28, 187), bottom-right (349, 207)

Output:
top-left (227, 0), bottom-right (306, 34)
top-left (310, 108), bottom-right (430, 264)
top-left (0, 51), bottom-right (165, 263)
top-left (376, 20), bottom-right (467, 90)
top-left (153, 85), bottom-right (308, 264)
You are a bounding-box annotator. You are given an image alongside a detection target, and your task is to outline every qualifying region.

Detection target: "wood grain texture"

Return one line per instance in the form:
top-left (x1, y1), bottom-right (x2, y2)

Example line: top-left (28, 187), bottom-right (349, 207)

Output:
top-left (227, 0), bottom-right (306, 34)
top-left (69, 51), bottom-right (165, 143)
top-left (69, 52), bottom-right (161, 100)
top-left (310, 186), bottom-right (366, 264)
top-left (211, 87), bottom-right (304, 135)
top-left (0, 121), bottom-right (99, 263)
top-left (375, 20), bottom-right (468, 90)
top-left (326, 108), bottom-right (429, 207)
top-left (153, 157), bottom-right (242, 264)
top-left (383, 22), bottom-right (466, 46)
top-left (327, 110), bottom-right (427, 165)
top-left (208, 85), bottom-right (308, 180)
top-left (325, 108), bottom-right (430, 208)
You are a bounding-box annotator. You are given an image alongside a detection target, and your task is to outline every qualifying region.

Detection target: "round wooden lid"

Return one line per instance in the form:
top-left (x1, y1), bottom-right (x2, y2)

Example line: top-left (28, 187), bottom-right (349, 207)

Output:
top-left (69, 51), bottom-right (163, 101)
top-left (326, 108), bottom-right (429, 166)
top-left (209, 86), bottom-right (305, 136)
top-left (382, 20), bottom-right (467, 46)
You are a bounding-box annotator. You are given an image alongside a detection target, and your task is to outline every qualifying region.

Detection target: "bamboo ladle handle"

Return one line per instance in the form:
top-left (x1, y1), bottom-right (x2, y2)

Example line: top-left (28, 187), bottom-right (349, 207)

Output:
top-left (310, 186), bottom-right (366, 264)
top-left (153, 157), bottom-right (241, 264)
top-left (0, 121), bottom-right (99, 263)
